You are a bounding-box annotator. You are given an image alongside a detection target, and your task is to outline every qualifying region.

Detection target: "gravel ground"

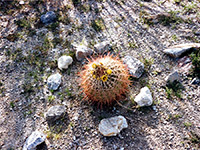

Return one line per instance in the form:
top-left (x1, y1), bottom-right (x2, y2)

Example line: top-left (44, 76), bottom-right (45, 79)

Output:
top-left (0, 0), bottom-right (200, 150)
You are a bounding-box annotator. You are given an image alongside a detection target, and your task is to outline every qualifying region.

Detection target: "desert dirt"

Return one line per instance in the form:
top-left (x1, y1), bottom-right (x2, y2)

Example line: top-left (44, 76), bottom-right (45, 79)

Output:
top-left (0, 0), bottom-right (200, 150)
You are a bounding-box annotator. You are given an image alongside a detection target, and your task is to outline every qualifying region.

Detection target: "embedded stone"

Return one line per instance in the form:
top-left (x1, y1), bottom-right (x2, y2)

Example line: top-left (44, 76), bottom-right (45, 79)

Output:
top-left (45, 105), bottom-right (66, 122)
top-left (94, 41), bottom-right (110, 54)
top-left (41, 11), bottom-right (56, 24)
top-left (123, 56), bottom-right (144, 78)
top-left (165, 71), bottom-right (180, 83)
top-left (163, 43), bottom-right (200, 58)
top-left (23, 131), bottom-right (46, 150)
top-left (47, 73), bottom-right (62, 90)
top-left (75, 45), bottom-right (93, 61)
top-left (98, 116), bottom-right (128, 136)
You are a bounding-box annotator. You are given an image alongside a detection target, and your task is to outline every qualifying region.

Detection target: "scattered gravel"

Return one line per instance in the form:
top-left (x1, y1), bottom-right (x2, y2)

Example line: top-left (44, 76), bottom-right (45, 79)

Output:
top-left (0, 0), bottom-right (200, 150)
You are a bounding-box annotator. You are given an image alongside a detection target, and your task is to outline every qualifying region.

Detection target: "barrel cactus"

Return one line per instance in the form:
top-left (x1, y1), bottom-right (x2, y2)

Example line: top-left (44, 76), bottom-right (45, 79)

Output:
top-left (79, 54), bottom-right (130, 106)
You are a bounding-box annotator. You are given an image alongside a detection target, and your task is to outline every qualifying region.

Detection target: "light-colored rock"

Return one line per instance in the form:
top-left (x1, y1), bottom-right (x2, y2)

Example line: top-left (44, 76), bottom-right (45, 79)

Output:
top-left (58, 55), bottom-right (73, 70)
top-left (19, 1), bottom-right (25, 4)
top-left (94, 41), bottom-right (110, 53)
top-left (23, 131), bottom-right (46, 150)
top-left (123, 56), bottom-right (144, 78)
top-left (163, 43), bottom-right (200, 58)
top-left (98, 115), bottom-right (128, 136)
top-left (165, 71), bottom-right (180, 83)
top-left (75, 45), bottom-right (93, 61)
top-left (134, 87), bottom-right (153, 107)
top-left (45, 105), bottom-right (66, 122)
top-left (47, 73), bottom-right (62, 90)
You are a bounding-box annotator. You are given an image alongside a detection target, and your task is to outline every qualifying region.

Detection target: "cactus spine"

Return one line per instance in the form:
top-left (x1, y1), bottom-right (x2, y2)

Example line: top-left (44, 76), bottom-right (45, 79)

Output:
top-left (79, 54), bottom-right (130, 106)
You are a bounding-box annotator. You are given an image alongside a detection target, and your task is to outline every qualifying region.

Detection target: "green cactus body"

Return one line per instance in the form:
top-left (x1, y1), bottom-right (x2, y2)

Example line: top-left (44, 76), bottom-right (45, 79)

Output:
top-left (79, 54), bottom-right (130, 106)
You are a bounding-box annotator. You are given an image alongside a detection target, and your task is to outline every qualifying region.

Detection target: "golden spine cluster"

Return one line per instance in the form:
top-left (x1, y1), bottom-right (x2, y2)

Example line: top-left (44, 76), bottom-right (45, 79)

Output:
top-left (79, 54), bottom-right (130, 107)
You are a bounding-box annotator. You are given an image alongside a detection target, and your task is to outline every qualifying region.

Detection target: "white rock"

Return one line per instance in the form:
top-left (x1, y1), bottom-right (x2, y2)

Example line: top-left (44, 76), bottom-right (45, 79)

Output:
top-left (58, 55), bottom-right (73, 70)
top-left (75, 45), bottom-right (93, 61)
top-left (19, 1), bottom-right (25, 4)
top-left (47, 73), bottom-right (62, 90)
top-left (134, 87), bottom-right (153, 107)
top-left (98, 116), bottom-right (128, 136)
top-left (123, 56), bottom-right (144, 78)
top-left (23, 131), bottom-right (46, 150)
top-left (163, 43), bottom-right (200, 58)
top-left (165, 71), bottom-right (180, 83)
top-left (94, 41), bottom-right (110, 54)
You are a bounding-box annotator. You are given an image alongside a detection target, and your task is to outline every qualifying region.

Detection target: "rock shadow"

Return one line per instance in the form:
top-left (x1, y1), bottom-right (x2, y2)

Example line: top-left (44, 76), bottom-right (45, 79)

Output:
top-left (47, 112), bottom-right (69, 134)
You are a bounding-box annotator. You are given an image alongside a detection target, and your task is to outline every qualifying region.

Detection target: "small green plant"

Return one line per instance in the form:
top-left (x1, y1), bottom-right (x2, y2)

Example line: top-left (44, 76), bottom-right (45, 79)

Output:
top-left (58, 12), bottom-right (71, 25)
top-left (188, 131), bottom-right (200, 147)
top-left (174, 0), bottom-right (181, 4)
top-left (10, 101), bottom-right (15, 108)
top-left (69, 122), bottom-right (74, 127)
top-left (184, 122), bottom-right (192, 128)
top-left (143, 57), bottom-right (154, 71)
top-left (43, 36), bottom-right (53, 49)
top-left (171, 34), bottom-right (178, 41)
top-left (91, 18), bottom-right (105, 32)
top-left (46, 22), bottom-right (59, 32)
top-left (26, 110), bottom-right (33, 115)
top-left (165, 81), bottom-right (183, 99)
top-left (52, 37), bottom-right (63, 48)
top-left (189, 49), bottom-right (200, 78)
top-left (157, 10), bottom-right (183, 26)
top-left (139, 10), bottom-right (153, 26)
top-left (65, 88), bottom-right (72, 97)
top-left (79, 4), bottom-right (91, 13)
top-left (128, 42), bottom-right (137, 49)
top-left (166, 87), bottom-right (173, 99)
top-left (16, 18), bottom-right (31, 29)
top-left (22, 82), bottom-right (34, 94)
top-left (167, 114), bottom-right (182, 121)
top-left (72, 0), bottom-right (81, 7)
top-left (183, 2), bottom-right (197, 14)
top-left (48, 95), bottom-right (55, 103)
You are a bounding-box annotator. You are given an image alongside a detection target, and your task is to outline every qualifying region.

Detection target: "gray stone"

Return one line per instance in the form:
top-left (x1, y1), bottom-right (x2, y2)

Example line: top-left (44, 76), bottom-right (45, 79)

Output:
top-left (75, 45), bottom-right (93, 61)
top-left (23, 131), bottom-right (46, 150)
top-left (98, 116), bottom-right (128, 136)
top-left (41, 11), bottom-right (56, 24)
top-left (165, 71), bottom-right (180, 83)
top-left (94, 41), bottom-right (110, 54)
top-left (163, 43), bottom-right (200, 58)
top-left (123, 56), bottom-right (144, 78)
top-left (47, 73), bottom-right (62, 90)
top-left (45, 105), bottom-right (66, 122)
top-left (58, 55), bottom-right (73, 70)
top-left (134, 87), bottom-right (153, 107)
